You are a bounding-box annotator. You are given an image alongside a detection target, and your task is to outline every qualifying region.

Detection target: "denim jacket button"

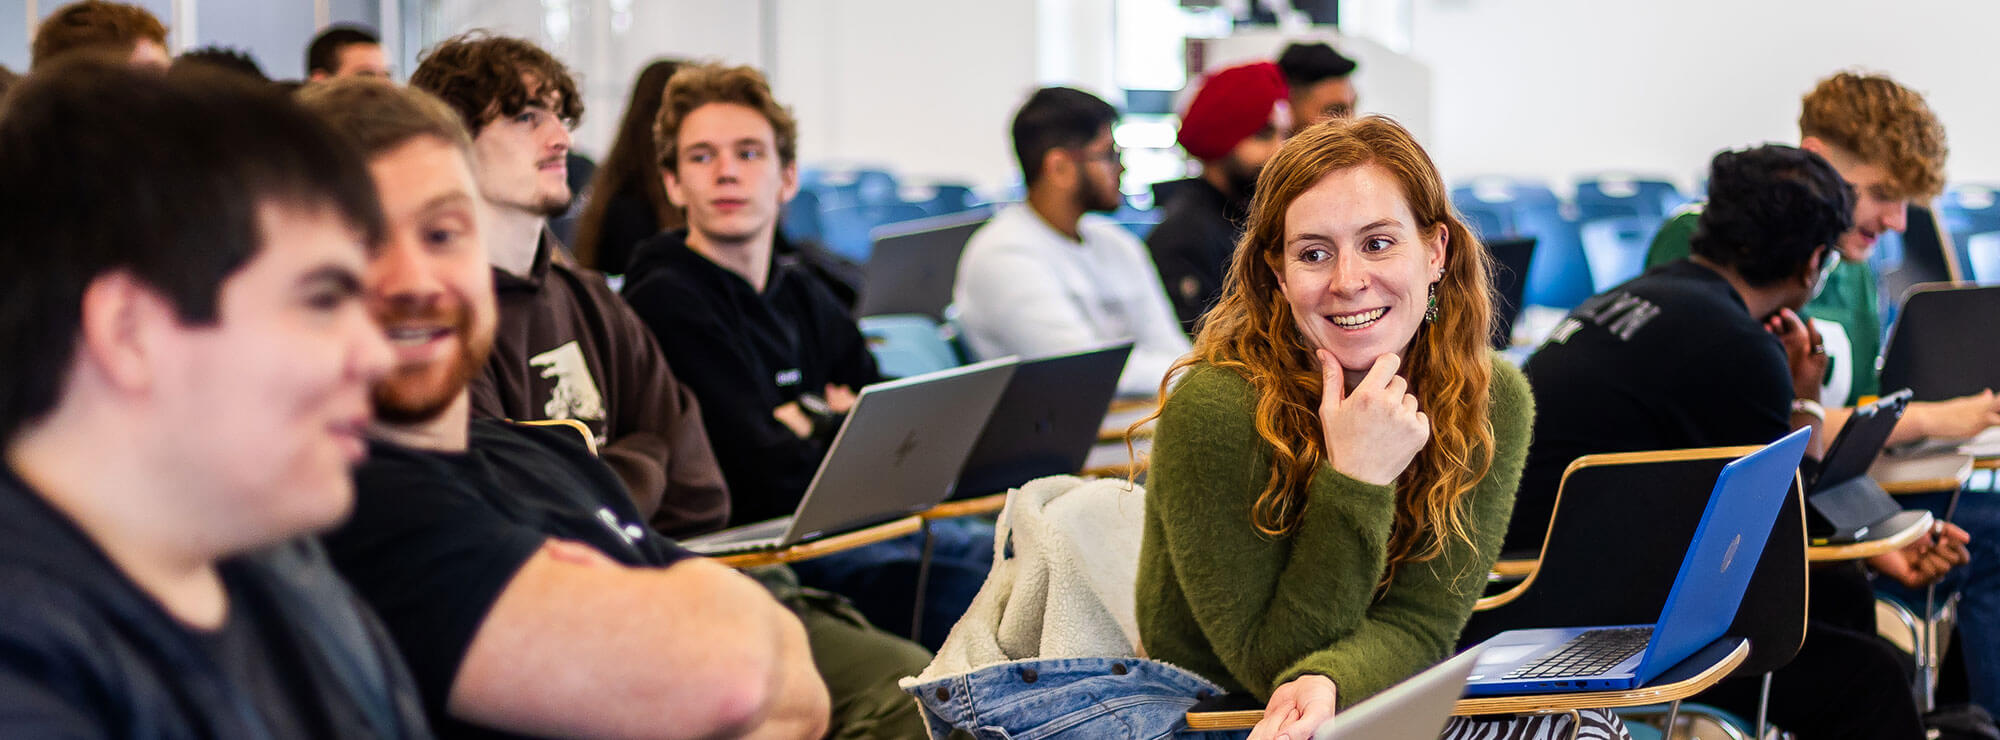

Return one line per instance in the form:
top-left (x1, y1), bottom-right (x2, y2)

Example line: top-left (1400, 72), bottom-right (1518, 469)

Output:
top-left (935, 687), bottom-right (950, 701)
top-left (1111, 663), bottom-right (1129, 675)
top-left (1020, 668), bottom-right (1039, 683)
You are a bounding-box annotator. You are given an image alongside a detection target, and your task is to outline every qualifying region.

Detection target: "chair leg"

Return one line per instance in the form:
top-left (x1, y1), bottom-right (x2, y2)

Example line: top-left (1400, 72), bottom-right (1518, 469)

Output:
top-left (911, 519), bottom-right (936, 643)
top-left (1755, 672), bottom-right (1771, 740)
top-left (1664, 699), bottom-right (1681, 740)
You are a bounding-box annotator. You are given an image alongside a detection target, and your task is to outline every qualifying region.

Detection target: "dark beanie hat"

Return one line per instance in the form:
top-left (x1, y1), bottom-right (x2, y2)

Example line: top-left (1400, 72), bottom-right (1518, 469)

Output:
top-left (1177, 61), bottom-right (1289, 162)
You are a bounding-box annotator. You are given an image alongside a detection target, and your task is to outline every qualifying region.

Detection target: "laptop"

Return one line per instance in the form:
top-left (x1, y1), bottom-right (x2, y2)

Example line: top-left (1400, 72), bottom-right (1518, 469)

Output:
top-left (856, 210), bottom-right (989, 320)
top-left (681, 359), bottom-right (1017, 555)
top-left (1462, 427), bottom-right (1809, 695)
top-left (1486, 237), bottom-right (1537, 349)
top-left (951, 342), bottom-right (1133, 500)
top-left (1879, 283), bottom-right (2000, 402)
top-left (1806, 390), bottom-right (1914, 544)
top-left (1313, 648), bottom-right (1482, 739)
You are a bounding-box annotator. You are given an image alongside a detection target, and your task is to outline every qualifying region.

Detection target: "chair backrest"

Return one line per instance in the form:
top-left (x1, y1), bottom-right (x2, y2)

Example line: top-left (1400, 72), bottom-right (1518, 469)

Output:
top-left (1575, 176), bottom-right (1685, 223)
top-left (1451, 178), bottom-right (1592, 309)
top-left (820, 203), bottom-right (930, 262)
top-left (1880, 283), bottom-right (2000, 401)
top-left (1462, 446), bottom-right (1807, 677)
top-left (780, 188), bottom-right (827, 245)
top-left (1578, 215), bottom-right (1661, 292)
top-left (859, 314), bottom-right (962, 379)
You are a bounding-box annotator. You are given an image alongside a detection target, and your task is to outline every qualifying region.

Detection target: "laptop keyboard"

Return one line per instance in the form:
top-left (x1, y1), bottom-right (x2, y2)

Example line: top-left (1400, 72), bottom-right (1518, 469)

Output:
top-left (1501, 627), bottom-right (1653, 680)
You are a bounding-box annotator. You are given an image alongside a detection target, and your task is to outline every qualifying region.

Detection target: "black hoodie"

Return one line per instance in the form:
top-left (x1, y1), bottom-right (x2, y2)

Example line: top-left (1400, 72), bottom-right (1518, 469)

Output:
top-left (620, 228), bottom-right (881, 526)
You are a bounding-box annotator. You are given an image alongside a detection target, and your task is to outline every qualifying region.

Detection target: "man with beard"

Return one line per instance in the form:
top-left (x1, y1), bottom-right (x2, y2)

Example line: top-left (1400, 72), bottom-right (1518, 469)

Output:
top-left (955, 86), bottom-right (1192, 397)
top-left (1147, 61), bottom-right (1291, 333)
top-left (407, 33), bottom-right (732, 540)
top-left (303, 78), bottom-right (833, 740)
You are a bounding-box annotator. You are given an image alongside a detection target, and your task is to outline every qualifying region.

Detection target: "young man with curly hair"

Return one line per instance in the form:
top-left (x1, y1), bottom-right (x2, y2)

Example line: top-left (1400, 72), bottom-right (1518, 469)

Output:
top-left (1645, 73), bottom-right (2000, 720)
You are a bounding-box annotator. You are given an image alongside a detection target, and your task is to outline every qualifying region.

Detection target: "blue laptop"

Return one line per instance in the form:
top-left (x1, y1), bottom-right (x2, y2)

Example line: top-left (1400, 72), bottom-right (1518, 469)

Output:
top-left (1463, 427), bottom-right (1810, 695)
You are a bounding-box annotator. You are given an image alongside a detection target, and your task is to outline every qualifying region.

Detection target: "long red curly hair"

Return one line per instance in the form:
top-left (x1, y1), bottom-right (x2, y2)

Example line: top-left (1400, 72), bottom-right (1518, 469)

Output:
top-left (1143, 116), bottom-right (1497, 580)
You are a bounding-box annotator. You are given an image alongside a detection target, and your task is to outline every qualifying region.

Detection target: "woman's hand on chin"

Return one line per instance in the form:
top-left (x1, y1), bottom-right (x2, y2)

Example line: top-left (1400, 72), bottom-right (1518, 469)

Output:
top-left (1250, 674), bottom-right (1337, 740)
top-left (1317, 350), bottom-right (1430, 486)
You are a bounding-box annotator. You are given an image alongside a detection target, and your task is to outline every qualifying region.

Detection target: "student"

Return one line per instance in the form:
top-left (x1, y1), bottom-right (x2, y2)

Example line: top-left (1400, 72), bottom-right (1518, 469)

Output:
top-left (306, 24), bottom-right (391, 80)
top-left (0, 60), bottom-right (426, 737)
top-left (1277, 41), bottom-right (1358, 128)
top-left (30, 0), bottom-right (169, 70)
top-left (1522, 145), bottom-right (1960, 740)
top-left (409, 33), bottom-right (730, 538)
top-left (1644, 73), bottom-right (2000, 720)
top-left (1645, 72), bottom-right (1996, 441)
top-left (1136, 116), bottom-right (1624, 739)
top-left (620, 62), bottom-right (880, 527)
top-left (299, 79), bottom-right (834, 739)
top-left (405, 44), bottom-right (930, 736)
top-left (571, 59), bottom-right (685, 273)
top-left (955, 86), bottom-right (1192, 397)
top-left (1148, 61), bottom-right (1290, 332)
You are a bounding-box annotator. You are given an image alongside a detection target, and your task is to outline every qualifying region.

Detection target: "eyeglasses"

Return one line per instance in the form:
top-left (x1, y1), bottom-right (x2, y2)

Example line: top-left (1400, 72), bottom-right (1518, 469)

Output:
top-left (1067, 145), bottom-right (1123, 167)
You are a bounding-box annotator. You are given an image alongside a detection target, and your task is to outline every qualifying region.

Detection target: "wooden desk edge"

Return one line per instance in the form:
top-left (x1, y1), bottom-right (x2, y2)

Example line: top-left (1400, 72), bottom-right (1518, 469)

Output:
top-left (710, 516), bottom-right (924, 569)
top-left (1807, 511), bottom-right (1934, 562)
top-left (1187, 640), bottom-right (1749, 729)
top-left (1449, 639), bottom-right (1748, 715)
top-left (1881, 477), bottom-right (1965, 495)
top-left (922, 493), bottom-right (1008, 520)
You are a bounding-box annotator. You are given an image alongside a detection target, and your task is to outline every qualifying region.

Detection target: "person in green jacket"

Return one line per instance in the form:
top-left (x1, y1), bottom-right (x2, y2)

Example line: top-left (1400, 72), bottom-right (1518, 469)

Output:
top-left (1644, 71), bottom-right (2000, 443)
top-left (1135, 116), bottom-right (1624, 740)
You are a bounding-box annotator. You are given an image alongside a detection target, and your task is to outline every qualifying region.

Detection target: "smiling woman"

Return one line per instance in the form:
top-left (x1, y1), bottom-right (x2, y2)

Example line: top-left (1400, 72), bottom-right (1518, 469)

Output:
top-left (1133, 116), bottom-right (1630, 739)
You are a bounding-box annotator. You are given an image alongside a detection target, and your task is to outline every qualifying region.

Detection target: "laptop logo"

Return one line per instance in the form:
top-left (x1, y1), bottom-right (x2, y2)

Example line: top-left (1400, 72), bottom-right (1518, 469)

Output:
top-left (1720, 533), bottom-right (1742, 574)
top-left (891, 430), bottom-right (920, 467)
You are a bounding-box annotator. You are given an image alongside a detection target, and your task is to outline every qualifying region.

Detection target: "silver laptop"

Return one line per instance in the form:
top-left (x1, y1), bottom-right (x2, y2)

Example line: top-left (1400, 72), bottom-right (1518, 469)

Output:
top-left (682, 358), bottom-right (1018, 555)
top-left (1314, 648), bottom-right (1481, 739)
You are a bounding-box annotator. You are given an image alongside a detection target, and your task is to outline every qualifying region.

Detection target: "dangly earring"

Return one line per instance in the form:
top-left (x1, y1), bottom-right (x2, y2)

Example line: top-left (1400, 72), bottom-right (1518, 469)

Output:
top-left (1424, 269), bottom-right (1443, 323)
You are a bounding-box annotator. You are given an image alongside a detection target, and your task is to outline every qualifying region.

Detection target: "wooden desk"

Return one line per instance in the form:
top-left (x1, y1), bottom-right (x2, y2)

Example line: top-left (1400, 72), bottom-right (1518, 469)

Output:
top-left (708, 516), bottom-right (923, 569)
top-left (1184, 638), bottom-right (1748, 730)
top-left (922, 493), bottom-right (1007, 520)
top-left (1871, 453), bottom-right (1974, 494)
top-left (1807, 509), bottom-right (1933, 562)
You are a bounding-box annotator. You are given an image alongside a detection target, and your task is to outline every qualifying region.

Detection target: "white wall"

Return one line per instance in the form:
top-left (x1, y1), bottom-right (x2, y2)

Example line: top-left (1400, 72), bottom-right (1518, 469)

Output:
top-left (1410, 0), bottom-right (2000, 193)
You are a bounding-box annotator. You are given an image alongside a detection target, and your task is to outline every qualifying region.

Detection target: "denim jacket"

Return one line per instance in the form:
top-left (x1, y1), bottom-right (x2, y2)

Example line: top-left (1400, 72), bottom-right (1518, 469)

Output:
top-left (903, 656), bottom-right (1245, 739)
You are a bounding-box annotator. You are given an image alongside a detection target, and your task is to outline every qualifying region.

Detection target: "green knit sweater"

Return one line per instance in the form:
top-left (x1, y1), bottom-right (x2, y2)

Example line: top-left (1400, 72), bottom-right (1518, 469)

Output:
top-left (1135, 353), bottom-right (1532, 707)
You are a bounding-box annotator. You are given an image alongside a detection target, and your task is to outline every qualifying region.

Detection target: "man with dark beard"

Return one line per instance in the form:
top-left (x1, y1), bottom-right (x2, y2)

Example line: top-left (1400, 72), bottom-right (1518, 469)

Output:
top-left (407, 33), bottom-right (731, 539)
top-left (1148, 61), bottom-right (1291, 333)
top-left (304, 78), bottom-right (833, 740)
top-left (954, 86), bottom-right (1191, 397)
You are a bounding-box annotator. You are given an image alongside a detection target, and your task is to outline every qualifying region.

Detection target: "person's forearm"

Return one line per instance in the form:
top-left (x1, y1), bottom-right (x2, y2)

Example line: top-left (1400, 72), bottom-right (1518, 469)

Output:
top-left (739, 613), bottom-right (830, 740)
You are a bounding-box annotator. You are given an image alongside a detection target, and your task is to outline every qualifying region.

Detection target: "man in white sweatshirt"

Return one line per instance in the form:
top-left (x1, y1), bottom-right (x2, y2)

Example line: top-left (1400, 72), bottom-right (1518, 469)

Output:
top-left (954, 86), bottom-right (1191, 398)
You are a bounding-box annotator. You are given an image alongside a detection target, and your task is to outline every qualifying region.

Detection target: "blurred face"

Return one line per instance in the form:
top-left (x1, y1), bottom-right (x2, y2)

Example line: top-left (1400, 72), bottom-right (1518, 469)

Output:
top-left (1808, 140), bottom-right (1912, 261)
top-left (364, 136), bottom-right (496, 423)
top-left (1221, 124), bottom-right (1285, 198)
top-left (471, 83), bottom-right (572, 218)
top-left (330, 43), bottom-right (390, 79)
top-left (1274, 164), bottom-right (1447, 378)
top-left (154, 203), bottom-right (391, 543)
top-left (1071, 126), bottom-right (1125, 214)
top-left (1291, 77), bottom-right (1357, 129)
top-left (664, 102), bottom-right (798, 246)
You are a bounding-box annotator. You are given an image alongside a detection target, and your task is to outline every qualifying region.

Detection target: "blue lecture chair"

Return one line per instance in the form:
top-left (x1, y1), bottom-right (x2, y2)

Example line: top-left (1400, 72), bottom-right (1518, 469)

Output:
top-left (858, 314), bottom-right (962, 379)
top-left (1938, 184), bottom-right (2000, 279)
top-left (1579, 215), bottom-right (1663, 292)
top-left (820, 203), bottom-right (929, 263)
top-left (1574, 175), bottom-right (1686, 223)
top-left (1451, 177), bottom-right (1594, 310)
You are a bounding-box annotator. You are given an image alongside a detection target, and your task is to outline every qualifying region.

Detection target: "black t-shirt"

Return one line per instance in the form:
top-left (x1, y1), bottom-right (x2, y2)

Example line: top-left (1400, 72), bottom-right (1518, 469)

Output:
top-left (323, 419), bottom-right (695, 739)
top-left (199, 567), bottom-right (332, 739)
top-left (1511, 259), bottom-right (1794, 551)
top-left (621, 229), bottom-right (882, 526)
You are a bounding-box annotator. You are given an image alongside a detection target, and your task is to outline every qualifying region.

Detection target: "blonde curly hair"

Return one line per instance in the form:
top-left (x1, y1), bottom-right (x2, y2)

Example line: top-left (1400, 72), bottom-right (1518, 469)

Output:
top-left (1799, 71), bottom-right (1948, 201)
